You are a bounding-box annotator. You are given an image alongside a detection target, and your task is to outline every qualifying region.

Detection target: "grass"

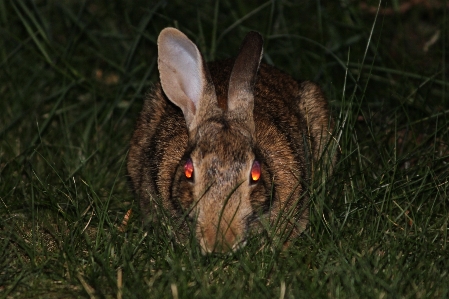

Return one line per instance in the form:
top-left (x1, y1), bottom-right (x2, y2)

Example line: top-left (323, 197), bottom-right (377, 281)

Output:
top-left (1, 0), bottom-right (448, 298)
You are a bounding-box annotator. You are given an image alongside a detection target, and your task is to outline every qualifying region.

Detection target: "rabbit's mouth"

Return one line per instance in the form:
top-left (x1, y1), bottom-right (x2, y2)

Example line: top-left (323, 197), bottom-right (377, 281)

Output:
top-left (198, 236), bottom-right (248, 255)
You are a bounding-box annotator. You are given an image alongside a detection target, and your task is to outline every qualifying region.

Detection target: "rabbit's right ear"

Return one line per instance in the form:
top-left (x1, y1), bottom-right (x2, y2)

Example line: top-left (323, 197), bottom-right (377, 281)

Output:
top-left (157, 28), bottom-right (219, 131)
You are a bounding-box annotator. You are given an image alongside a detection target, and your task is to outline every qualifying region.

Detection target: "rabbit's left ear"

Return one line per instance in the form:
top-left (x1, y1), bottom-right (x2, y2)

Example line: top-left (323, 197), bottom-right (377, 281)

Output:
top-left (158, 28), bottom-right (220, 131)
top-left (227, 31), bottom-right (263, 134)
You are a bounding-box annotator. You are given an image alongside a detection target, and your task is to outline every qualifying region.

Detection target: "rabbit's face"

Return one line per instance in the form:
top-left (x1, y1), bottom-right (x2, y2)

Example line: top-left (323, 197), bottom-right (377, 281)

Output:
top-left (128, 28), bottom-right (335, 254)
top-left (154, 28), bottom-right (273, 253)
top-left (176, 120), bottom-right (261, 253)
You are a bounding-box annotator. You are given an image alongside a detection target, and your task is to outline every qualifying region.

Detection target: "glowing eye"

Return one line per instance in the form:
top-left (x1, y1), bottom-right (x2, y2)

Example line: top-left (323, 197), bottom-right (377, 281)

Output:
top-left (184, 158), bottom-right (194, 180)
top-left (250, 161), bottom-right (261, 183)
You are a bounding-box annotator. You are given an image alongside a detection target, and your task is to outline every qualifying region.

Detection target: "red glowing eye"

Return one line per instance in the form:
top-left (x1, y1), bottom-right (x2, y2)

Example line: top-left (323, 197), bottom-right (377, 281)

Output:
top-left (184, 158), bottom-right (194, 179)
top-left (250, 161), bottom-right (261, 183)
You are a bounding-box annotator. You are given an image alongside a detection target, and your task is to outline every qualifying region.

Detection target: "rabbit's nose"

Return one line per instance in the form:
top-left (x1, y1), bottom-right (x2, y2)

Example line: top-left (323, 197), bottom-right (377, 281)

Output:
top-left (198, 224), bottom-right (239, 254)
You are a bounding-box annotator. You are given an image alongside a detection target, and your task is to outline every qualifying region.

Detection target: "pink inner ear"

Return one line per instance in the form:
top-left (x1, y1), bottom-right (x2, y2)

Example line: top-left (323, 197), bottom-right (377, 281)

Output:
top-left (159, 30), bottom-right (204, 110)
top-left (157, 28), bottom-right (220, 131)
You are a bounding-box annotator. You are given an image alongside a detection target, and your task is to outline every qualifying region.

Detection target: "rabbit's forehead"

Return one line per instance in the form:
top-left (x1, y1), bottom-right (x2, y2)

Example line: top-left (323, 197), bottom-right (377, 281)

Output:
top-left (194, 127), bottom-right (252, 155)
top-left (193, 135), bottom-right (253, 162)
top-left (196, 116), bottom-right (252, 134)
top-left (195, 118), bottom-right (251, 142)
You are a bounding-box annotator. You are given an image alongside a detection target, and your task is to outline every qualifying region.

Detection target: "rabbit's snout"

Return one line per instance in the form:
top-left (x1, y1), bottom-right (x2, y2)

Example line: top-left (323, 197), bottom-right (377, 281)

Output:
top-left (187, 140), bottom-right (255, 253)
top-left (196, 210), bottom-right (245, 254)
top-left (193, 179), bottom-right (253, 254)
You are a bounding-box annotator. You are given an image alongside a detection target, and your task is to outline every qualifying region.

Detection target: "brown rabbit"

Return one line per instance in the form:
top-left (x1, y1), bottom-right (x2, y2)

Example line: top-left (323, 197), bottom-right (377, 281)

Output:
top-left (127, 27), bottom-right (335, 254)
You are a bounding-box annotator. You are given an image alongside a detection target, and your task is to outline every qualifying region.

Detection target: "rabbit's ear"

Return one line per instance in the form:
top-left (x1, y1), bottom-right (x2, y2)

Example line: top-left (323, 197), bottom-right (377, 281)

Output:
top-left (227, 31), bottom-right (263, 134)
top-left (158, 28), bottom-right (219, 130)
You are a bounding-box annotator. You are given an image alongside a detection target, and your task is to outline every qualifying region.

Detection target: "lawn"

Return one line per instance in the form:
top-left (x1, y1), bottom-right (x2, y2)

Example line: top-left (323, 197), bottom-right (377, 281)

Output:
top-left (1, 0), bottom-right (448, 298)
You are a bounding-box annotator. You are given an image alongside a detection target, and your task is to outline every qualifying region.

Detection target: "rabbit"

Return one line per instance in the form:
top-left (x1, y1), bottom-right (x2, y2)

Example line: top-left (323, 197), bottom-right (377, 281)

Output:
top-left (127, 27), bottom-right (335, 254)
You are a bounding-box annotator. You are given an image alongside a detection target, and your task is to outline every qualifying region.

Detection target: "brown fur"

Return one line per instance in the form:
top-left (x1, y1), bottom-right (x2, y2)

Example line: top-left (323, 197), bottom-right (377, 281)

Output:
top-left (127, 28), bottom-right (335, 253)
